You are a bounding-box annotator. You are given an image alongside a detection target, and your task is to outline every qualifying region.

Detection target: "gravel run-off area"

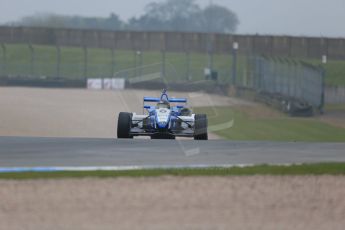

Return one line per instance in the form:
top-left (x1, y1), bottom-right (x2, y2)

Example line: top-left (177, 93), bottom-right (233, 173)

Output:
top-left (0, 176), bottom-right (345, 230)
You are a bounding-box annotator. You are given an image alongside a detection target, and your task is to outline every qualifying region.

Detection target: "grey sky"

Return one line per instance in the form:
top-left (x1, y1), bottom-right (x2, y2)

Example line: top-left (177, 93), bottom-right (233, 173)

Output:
top-left (1, 0), bottom-right (344, 37)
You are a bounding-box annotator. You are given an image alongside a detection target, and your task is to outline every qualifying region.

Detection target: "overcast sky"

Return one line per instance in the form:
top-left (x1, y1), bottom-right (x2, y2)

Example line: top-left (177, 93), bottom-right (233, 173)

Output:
top-left (1, 0), bottom-right (344, 37)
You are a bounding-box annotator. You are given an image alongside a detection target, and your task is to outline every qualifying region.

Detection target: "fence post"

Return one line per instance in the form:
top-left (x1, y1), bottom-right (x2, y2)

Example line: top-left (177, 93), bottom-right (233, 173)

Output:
top-left (29, 44), bottom-right (35, 76)
top-left (292, 62), bottom-right (297, 97)
top-left (83, 46), bottom-right (88, 80)
top-left (288, 37), bottom-right (292, 57)
top-left (257, 57), bottom-right (263, 89)
top-left (1, 43), bottom-right (6, 76)
top-left (208, 49), bottom-right (214, 72)
top-left (111, 48), bottom-right (115, 77)
top-left (185, 51), bottom-right (190, 81)
top-left (138, 50), bottom-right (143, 77)
top-left (232, 43), bottom-right (238, 86)
top-left (56, 46), bottom-right (61, 79)
top-left (319, 66), bottom-right (326, 113)
top-left (206, 33), bottom-right (214, 72)
top-left (161, 50), bottom-right (166, 78)
top-left (133, 50), bottom-right (137, 77)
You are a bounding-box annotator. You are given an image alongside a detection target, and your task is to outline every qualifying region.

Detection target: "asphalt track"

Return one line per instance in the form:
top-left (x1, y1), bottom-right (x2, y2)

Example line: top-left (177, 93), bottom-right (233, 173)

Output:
top-left (0, 137), bottom-right (345, 168)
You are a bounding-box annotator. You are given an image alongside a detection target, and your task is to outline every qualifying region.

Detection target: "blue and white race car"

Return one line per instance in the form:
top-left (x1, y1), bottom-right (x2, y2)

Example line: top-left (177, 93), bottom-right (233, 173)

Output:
top-left (117, 89), bottom-right (208, 140)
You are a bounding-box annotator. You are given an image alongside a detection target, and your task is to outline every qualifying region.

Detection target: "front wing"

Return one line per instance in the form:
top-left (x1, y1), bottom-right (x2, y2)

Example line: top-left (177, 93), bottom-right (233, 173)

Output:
top-left (130, 114), bottom-right (195, 137)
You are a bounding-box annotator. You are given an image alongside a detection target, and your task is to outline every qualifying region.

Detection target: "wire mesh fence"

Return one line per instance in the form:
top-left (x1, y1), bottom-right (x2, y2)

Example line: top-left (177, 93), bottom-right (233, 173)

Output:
top-left (0, 44), bottom-right (234, 83)
top-left (242, 56), bottom-right (325, 114)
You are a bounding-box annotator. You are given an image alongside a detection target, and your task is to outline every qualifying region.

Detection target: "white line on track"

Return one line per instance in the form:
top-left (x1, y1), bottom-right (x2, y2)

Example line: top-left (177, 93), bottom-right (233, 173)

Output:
top-left (0, 164), bottom-right (298, 173)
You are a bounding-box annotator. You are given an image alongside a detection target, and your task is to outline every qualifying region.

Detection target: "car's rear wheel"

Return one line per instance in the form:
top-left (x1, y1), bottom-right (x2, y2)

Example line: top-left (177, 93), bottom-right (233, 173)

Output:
top-left (194, 114), bottom-right (208, 140)
top-left (117, 112), bottom-right (133, 139)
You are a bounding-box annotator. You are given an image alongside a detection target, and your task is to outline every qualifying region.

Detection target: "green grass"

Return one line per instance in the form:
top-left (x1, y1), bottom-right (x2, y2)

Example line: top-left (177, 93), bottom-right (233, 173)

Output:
top-left (0, 163), bottom-right (345, 180)
top-left (325, 104), bottom-right (345, 111)
top-left (194, 106), bottom-right (345, 142)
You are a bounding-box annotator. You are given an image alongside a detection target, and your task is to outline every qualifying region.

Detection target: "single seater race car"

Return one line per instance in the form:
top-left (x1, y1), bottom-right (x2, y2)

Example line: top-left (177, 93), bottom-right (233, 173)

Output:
top-left (117, 89), bottom-right (208, 140)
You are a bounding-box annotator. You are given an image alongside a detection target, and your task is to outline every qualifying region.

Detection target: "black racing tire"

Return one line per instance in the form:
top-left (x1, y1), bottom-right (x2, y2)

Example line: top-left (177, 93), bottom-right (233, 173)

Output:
top-left (117, 112), bottom-right (133, 139)
top-left (194, 114), bottom-right (208, 140)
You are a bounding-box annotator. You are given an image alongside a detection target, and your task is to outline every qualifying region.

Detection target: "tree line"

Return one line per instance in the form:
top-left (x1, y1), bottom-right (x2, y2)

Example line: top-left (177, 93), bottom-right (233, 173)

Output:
top-left (9, 0), bottom-right (239, 34)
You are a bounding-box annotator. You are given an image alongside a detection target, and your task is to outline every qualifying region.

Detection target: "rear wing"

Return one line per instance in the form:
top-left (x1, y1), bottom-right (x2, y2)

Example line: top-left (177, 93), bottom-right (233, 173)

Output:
top-left (143, 97), bottom-right (187, 103)
top-left (143, 89), bottom-right (187, 113)
top-left (143, 97), bottom-right (187, 113)
top-left (170, 98), bottom-right (188, 103)
top-left (144, 89), bottom-right (187, 103)
top-left (143, 97), bottom-right (160, 102)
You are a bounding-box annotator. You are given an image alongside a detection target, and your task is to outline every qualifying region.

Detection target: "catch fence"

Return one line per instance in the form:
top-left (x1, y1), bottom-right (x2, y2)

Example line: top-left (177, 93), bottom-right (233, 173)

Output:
top-left (241, 56), bottom-right (325, 115)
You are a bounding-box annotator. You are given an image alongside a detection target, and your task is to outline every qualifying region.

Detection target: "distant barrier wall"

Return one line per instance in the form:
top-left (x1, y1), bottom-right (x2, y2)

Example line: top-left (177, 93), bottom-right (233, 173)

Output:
top-left (0, 26), bottom-right (345, 59)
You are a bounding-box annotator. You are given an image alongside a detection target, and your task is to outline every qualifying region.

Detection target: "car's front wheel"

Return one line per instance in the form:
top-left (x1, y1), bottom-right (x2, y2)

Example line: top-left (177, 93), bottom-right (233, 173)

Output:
top-left (117, 112), bottom-right (133, 139)
top-left (194, 114), bottom-right (208, 140)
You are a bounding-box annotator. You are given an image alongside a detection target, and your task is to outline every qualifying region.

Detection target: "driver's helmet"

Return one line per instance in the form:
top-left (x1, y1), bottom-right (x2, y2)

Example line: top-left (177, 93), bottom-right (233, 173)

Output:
top-left (157, 100), bottom-right (170, 109)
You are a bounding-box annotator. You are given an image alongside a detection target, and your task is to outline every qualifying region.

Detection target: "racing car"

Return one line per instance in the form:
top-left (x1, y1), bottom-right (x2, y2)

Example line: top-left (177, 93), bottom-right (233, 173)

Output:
top-left (117, 89), bottom-right (208, 140)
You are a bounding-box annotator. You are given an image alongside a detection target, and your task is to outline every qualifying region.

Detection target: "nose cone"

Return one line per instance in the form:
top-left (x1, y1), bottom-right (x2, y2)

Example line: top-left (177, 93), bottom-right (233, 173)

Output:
top-left (157, 121), bottom-right (168, 128)
top-left (156, 109), bottom-right (170, 128)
